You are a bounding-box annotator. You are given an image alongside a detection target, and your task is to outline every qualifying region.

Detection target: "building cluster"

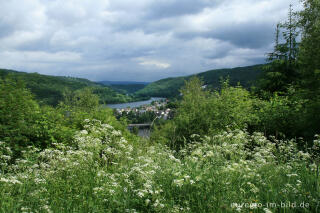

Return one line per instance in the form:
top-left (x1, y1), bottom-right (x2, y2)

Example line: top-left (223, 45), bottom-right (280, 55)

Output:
top-left (115, 100), bottom-right (172, 120)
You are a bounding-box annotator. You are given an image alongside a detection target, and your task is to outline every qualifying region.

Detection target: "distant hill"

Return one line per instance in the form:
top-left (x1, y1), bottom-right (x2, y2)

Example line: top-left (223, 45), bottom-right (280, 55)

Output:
top-left (0, 69), bottom-right (141, 106)
top-left (98, 81), bottom-right (149, 94)
top-left (98, 81), bottom-right (149, 85)
top-left (135, 64), bottom-right (264, 98)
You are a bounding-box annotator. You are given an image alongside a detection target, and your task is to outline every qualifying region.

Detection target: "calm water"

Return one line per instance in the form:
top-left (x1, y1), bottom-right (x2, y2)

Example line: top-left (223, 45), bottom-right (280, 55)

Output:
top-left (107, 97), bottom-right (165, 109)
top-left (138, 128), bottom-right (151, 138)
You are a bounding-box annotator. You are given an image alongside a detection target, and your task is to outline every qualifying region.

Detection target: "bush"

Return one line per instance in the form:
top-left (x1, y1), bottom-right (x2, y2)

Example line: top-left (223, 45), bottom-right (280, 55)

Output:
top-left (0, 78), bottom-right (40, 155)
top-left (152, 77), bottom-right (257, 150)
top-left (0, 79), bottom-right (131, 159)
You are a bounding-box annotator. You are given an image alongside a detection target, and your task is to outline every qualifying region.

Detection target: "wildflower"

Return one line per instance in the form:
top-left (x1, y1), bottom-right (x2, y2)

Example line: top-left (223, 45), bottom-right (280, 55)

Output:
top-left (264, 208), bottom-right (273, 213)
top-left (20, 207), bottom-right (31, 212)
top-left (206, 151), bottom-right (214, 157)
top-left (145, 199), bottom-right (150, 205)
top-left (0, 177), bottom-right (22, 185)
top-left (153, 199), bottom-right (160, 207)
top-left (137, 191), bottom-right (145, 198)
top-left (1, 155), bottom-right (11, 161)
top-left (41, 205), bottom-right (52, 213)
top-left (34, 178), bottom-right (46, 184)
top-left (184, 175), bottom-right (190, 180)
top-left (236, 206), bottom-right (242, 212)
top-left (286, 173), bottom-right (298, 177)
top-left (173, 179), bottom-right (184, 187)
top-left (80, 130), bottom-right (88, 135)
top-left (195, 176), bottom-right (202, 181)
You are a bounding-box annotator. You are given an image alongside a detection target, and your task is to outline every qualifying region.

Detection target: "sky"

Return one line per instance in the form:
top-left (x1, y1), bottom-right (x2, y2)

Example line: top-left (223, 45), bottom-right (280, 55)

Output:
top-left (0, 0), bottom-right (301, 82)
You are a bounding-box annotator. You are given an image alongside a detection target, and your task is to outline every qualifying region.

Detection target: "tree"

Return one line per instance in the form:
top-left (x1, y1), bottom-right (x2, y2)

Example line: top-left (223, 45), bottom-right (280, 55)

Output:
top-left (0, 78), bottom-right (40, 156)
top-left (298, 0), bottom-right (320, 96)
top-left (60, 87), bottom-right (100, 112)
top-left (258, 5), bottom-right (300, 94)
top-left (151, 77), bottom-right (209, 149)
top-left (295, 0), bottom-right (320, 139)
top-left (257, 1), bottom-right (320, 140)
top-left (152, 77), bottom-right (256, 150)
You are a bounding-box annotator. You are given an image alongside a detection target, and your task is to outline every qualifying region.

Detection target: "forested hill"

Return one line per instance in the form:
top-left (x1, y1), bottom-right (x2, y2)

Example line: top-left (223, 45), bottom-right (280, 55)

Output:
top-left (135, 64), bottom-right (264, 98)
top-left (0, 69), bottom-right (138, 106)
top-left (98, 81), bottom-right (149, 94)
top-left (0, 64), bottom-right (264, 105)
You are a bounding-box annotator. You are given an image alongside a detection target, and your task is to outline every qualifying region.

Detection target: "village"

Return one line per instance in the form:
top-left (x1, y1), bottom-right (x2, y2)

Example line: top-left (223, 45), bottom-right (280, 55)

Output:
top-left (114, 99), bottom-right (173, 123)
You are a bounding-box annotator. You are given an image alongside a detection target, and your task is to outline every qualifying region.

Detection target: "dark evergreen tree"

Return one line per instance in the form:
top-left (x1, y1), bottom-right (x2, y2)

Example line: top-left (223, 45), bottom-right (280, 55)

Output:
top-left (298, 0), bottom-right (320, 97)
top-left (296, 0), bottom-right (320, 139)
top-left (259, 5), bottom-right (300, 94)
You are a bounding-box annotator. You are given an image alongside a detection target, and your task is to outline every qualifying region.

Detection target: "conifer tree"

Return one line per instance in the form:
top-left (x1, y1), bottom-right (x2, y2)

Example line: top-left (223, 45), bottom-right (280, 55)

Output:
top-left (259, 5), bottom-right (299, 94)
top-left (298, 0), bottom-right (320, 97)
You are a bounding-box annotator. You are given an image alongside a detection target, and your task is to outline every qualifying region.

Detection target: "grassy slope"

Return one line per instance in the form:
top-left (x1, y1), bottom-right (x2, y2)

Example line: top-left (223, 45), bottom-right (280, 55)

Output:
top-left (0, 69), bottom-right (133, 105)
top-left (135, 64), bottom-right (264, 97)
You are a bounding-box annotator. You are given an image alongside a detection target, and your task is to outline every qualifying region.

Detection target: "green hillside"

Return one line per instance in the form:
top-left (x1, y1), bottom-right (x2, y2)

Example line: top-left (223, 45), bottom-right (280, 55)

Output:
top-left (135, 64), bottom-right (264, 97)
top-left (0, 69), bottom-right (138, 106)
top-left (100, 83), bottom-right (148, 94)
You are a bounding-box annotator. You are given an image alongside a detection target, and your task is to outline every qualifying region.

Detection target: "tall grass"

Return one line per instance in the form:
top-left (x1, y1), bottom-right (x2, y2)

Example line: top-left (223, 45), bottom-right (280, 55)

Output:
top-left (0, 119), bottom-right (319, 212)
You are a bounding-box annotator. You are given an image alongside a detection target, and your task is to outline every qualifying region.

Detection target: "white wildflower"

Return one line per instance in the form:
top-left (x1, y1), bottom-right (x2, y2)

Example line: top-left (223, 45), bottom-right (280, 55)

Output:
top-left (264, 208), bottom-right (273, 213)
top-left (145, 199), bottom-right (150, 205)
top-left (173, 179), bottom-right (184, 187)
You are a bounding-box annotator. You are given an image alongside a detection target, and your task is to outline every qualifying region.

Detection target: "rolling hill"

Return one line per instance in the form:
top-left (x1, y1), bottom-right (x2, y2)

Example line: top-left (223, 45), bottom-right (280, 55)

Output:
top-left (135, 64), bottom-right (264, 98)
top-left (98, 81), bottom-right (149, 94)
top-left (0, 64), bottom-right (265, 105)
top-left (0, 69), bottom-right (141, 106)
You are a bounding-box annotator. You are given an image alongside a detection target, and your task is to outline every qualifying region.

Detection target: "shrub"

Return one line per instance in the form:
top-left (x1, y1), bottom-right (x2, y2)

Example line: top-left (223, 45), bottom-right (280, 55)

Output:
top-left (152, 77), bottom-right (257, 150)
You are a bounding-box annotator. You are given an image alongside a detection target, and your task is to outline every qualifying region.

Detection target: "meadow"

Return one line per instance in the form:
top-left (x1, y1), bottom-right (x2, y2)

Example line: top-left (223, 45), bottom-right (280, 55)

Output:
top-left (1, 117), bottom-right (319, 212)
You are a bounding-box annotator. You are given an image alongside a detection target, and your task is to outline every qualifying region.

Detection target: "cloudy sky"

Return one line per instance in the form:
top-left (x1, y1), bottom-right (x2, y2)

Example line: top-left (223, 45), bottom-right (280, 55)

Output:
top-left (0, 0), bottom-right (301, 82)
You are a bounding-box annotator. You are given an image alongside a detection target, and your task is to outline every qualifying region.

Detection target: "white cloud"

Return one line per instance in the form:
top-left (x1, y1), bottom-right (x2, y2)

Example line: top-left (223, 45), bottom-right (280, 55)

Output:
top-left (139, 61), bottom-right (171, 69)
top-left (137, 58), bottom-right (171, 69)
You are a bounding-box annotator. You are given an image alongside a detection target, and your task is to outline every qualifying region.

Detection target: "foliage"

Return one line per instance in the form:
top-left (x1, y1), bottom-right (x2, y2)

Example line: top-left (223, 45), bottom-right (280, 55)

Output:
top-left (254, 92), bottom-right (304, 139)
top-left (257, 5), bottom-right (299, 95)
top-left (254, 1), bottom-right (320, 141)
top-left (62, 87), bottom-right (100, 111)
top-left (0, 120), bottom-right (319, 212)
top-left (294, 0), bottom-right (320, 140)
top-left (0, 69), bottom-right (143, 106)
top-left (136, 77), bottom-right (186, 98)
top-left (0, 78), bottom-right (40, 155)
top-left (118, 110), bottom-right (157, 124)
top-left (152, 77), bottom-right (257, 150)
top-left (0, 78), bottom-right (133, 160)
top-left (296, 0), bottom-right (320, 133)
top-left (298, 0), bottom-right (320, 95)
top-left (108, 84), bottom-right (148, 94)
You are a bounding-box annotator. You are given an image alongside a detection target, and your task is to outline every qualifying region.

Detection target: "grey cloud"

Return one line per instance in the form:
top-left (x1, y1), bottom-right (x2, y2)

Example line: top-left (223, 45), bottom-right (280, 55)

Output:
top-left (145, 0), bottom-right (223, 19)
top-left (16, 36), bottom-right (51, 52)
top-left (0, 0), bottom-right (301, 81)
top-left (206, 22), bottom-right (275, 49)
top-left (0, 24), bottom-right (14, 38)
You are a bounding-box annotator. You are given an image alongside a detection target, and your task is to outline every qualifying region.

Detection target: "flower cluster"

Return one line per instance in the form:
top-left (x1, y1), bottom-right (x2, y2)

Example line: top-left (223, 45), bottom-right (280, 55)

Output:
top-left (0, 120), bottom-right (319, 212)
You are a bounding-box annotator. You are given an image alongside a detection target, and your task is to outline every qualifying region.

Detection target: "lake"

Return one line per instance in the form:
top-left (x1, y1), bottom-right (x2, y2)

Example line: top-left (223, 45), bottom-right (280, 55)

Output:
top-left (107, 97), bottom-right (165, 109)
